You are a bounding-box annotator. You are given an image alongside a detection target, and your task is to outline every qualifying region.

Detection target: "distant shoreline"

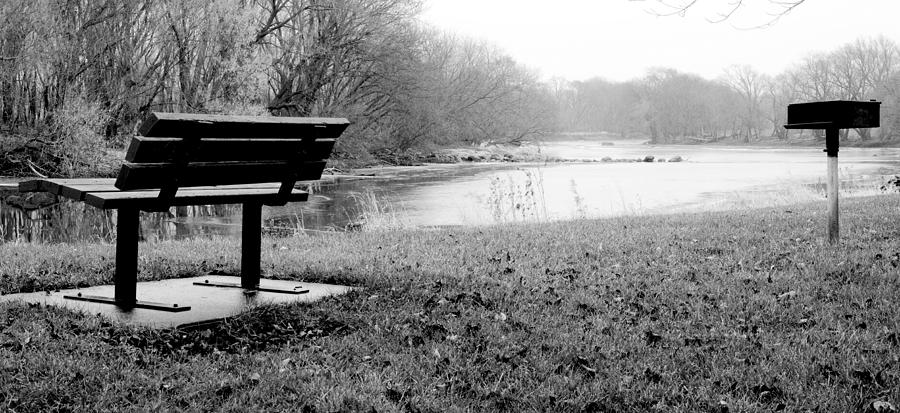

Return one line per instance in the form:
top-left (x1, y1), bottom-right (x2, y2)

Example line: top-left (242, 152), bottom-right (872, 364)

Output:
top-left (542, 132), bottom-right (900, 149)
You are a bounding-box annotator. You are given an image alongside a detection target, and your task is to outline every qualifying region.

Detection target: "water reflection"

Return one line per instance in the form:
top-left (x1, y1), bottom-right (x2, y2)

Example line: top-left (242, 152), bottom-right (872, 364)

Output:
top-left (2, 139), bottom-right (899, 243)
top-left (0, 201), bottom-right (246, 243)
top-left (0, 200), bottom-right (115, 243)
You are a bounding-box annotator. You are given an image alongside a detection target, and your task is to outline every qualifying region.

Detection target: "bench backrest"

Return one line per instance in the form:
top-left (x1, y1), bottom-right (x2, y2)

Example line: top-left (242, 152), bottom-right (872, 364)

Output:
top-left (116, 112), bottom-right (349, 194)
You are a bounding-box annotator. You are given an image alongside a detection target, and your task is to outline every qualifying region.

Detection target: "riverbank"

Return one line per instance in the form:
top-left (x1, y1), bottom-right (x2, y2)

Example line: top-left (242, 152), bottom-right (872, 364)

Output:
top-left (329, 143), bottom-right (685, 171)
top-left (328, 144), bottom-right (564, 169)
top-left (336, 132), bottom-right (899, 169)
top-left (685, 134), bottom-right (900, 149)
top-left (542, 131), bottom-right (900, 148)
top-left (547, 131), bottom-right (900, 149)
top-left (1, 195), bottom-right (899, 411)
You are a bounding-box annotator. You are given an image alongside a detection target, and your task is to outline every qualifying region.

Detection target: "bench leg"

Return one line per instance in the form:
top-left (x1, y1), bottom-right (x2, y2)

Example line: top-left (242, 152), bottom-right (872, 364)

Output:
top-left (241, 202), bottom-right (262, 289)
top-left (62, 207), bottom-right (191, 312)
top-left (192, 202), bottom-right (308, 295)
top-left (115, 207), bottom-right (139, 306)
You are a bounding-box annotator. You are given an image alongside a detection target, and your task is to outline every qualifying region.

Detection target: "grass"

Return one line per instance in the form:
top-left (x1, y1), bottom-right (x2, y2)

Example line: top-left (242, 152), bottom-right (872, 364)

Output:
top-left (1, 195), bottom-right (900, 411)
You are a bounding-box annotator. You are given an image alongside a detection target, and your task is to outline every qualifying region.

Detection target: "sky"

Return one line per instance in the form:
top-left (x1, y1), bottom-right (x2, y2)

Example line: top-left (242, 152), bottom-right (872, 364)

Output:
top-left (419, 0), bottom-right (900, 82)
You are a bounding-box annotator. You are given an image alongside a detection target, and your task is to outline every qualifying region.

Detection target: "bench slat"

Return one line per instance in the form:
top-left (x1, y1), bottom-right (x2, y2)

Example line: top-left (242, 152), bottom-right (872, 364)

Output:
top-left (139, 112), bottom-right (350, 139)
top-left (114, 160), bottom-right (327, 190)
top-left (125, 138), bottom-right (335, 163)
top-left (21, 178), bottom-right (307, 203)
top-left (19, 178), bottom-right (119, 199)
top-left (84, 186), bottom-right (309, 210)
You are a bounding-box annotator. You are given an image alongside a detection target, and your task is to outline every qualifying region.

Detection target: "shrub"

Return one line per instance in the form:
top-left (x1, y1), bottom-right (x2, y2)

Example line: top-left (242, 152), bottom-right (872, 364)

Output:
top-left (49, 97), bottom-right (117, 177)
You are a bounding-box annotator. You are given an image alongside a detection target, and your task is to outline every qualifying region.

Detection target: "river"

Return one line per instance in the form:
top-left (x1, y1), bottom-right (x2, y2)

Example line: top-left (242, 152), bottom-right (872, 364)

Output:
top-left (2, 138), bottom-right (899, 242)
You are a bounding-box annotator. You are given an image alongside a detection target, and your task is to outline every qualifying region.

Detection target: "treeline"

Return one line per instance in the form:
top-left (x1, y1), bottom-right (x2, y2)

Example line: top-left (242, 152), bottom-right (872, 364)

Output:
top-left (0, 0), bottom-right (554, 175)
top-left (1, 1), bottom-right (899, 177)
top-left (554, 36), bottom-right (900, 144)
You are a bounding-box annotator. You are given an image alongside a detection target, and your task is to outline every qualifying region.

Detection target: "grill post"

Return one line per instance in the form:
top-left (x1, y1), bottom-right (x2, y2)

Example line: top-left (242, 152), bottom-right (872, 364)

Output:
top-left (785, 100), bottom-right (880, 245)
top-left (825, 128), bottom-right (839, 244)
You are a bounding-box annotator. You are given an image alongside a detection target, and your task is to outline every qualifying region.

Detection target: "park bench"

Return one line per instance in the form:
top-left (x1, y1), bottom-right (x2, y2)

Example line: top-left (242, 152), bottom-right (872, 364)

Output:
top-left (18, 112), bottom-right (349, 312)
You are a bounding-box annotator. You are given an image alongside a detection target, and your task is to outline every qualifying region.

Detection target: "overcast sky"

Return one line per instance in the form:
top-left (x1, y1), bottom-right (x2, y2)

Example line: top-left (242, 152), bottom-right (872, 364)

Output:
top-left (419, 0), bottom-right (900, 82)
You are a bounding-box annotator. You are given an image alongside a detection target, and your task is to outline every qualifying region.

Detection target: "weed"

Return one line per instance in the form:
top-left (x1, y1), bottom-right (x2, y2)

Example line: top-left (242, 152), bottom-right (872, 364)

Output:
top-left (570, 179), bottom-right (587, 218)
top-left (343, 189), bottom-right (409, 231)
top-left (486, 168), bottom-right (548, 223)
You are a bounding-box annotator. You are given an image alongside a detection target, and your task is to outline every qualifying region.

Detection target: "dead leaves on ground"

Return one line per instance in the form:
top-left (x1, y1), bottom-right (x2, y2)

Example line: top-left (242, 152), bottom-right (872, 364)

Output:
top-left (98, 305), bottom-right (351, 356)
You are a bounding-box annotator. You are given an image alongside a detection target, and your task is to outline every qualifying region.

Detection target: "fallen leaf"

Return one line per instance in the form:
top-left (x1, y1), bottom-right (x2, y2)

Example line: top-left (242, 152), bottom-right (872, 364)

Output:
top-left (777, 291), bottom-right (797, 301)
top-left (423, 324), bottom-right (448, 340)
top-left (868, 401), bottom-right (898, 413)
top-left (385, 388), bottom-right (405, 403)
top-left (852, 369), bottom-right (875, 385)
top-left (643, 368), bottom-right (662, 383)
top-left (401, 335), bottom-right (425, 347)
top-left (750, 383), bottom-right (784, 403)
top-left (684, 337), bottom-right (704, 346)
top-left (717, 400), bottom-right (730, 413)
top-left (573, 356), bottom-right (596, 377)
top-left (644, 330), bottom-right (663, 346)
top-left (215, 382), bottom-right (233, 398)
top-left (581, 401), bottom-right (604, 413)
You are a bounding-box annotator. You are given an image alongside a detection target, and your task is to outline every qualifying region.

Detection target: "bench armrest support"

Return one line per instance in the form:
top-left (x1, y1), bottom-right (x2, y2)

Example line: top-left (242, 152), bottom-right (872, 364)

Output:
top-left (156, 135), bottom-right (202, 209)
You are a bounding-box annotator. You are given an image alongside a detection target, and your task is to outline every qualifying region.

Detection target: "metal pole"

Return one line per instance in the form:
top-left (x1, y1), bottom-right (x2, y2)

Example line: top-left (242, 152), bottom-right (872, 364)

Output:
top-left (825, 128), bottom-right (839, 244)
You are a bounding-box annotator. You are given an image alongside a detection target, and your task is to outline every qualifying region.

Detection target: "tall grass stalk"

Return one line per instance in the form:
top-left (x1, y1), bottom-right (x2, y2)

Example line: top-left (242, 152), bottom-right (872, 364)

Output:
top-left (345, 189), bottom-right (410, 231)
top-left (570, 179), bottom-right (587, 219)
top-left (486, 168), bottom-right (548, 223)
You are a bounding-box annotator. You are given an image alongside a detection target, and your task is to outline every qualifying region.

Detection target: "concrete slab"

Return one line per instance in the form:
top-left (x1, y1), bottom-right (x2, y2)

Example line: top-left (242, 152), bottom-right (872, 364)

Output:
top-left (0, 275), bottom-right (353, 328)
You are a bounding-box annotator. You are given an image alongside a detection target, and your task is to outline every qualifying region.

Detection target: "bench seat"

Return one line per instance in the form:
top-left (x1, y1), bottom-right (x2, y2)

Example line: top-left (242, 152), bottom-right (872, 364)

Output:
top-left (19, 178), bottom-right (309, 210)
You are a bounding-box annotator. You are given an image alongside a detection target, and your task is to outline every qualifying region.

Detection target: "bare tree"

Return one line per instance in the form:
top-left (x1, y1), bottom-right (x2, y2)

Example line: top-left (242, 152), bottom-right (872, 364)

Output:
top-left (638, 68), bottom-right (727, 143)
top-left (783, 36), bottom-right (900, 141)
top-left (255, 0), bottom-right (421, 117)
top-left (722, 65), bottom-right (766, 142)
top-left (831, 37), bottom-right (900, 140)
top-left (389, 32), bottom-right (554, 148)
top-left (761, 74), bottom-right (795, 139)
top-left (641, 0), bottom-right (806, 26)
